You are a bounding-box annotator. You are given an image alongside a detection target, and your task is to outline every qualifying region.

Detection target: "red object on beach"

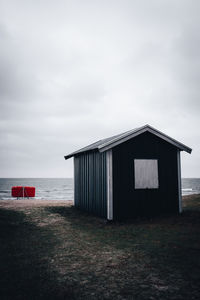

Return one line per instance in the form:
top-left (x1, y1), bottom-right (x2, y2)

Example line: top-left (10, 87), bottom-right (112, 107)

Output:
top-left (12, 186), bottom-right (35, 198)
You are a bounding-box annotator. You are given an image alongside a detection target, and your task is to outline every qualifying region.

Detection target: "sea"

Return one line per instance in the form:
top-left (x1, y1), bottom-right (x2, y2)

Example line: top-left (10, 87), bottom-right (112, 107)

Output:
top-left (0, 178), bottom-right (73, 201)
top-left (0, 178), bottom-right (199, 201)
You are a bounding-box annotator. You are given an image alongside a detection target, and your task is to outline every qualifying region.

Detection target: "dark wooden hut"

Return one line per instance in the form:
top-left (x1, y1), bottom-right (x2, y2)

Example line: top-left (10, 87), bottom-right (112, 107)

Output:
top-left (64, 125), bottom-right (192, 220)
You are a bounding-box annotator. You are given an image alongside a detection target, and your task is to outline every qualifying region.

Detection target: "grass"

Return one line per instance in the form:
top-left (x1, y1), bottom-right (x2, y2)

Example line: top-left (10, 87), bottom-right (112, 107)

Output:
top-left (0, 196), bottom-right (200, 299)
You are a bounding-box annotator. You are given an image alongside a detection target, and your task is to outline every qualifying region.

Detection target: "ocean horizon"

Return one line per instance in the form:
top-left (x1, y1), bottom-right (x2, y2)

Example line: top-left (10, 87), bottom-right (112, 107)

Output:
top-left (0, 178), bottom-right (200, 200)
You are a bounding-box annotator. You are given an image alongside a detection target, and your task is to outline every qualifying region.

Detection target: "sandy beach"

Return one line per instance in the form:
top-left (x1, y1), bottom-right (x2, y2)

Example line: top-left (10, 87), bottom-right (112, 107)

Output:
top-left (0, 199), bottom-right (73, 209)
top-left (0, 194), bottom-right (198, 210)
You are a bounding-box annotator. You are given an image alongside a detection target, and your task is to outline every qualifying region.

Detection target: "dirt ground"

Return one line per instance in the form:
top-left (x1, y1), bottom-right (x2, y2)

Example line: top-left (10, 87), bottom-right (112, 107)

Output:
top-left (0, 194), bottom-right (200, 299)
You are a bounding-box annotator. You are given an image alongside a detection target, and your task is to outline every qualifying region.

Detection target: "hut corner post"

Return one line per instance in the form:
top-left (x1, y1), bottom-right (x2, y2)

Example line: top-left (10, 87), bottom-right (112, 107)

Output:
top-left (177, 150), bottom-right (182, 213)
top-left (106, 149), bottom-right (113, 220)
top-left (73, 157), bottom-right (75, 206)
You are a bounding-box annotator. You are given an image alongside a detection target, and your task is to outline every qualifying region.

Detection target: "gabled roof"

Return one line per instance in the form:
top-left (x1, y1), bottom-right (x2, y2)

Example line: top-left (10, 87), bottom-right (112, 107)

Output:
top-left (64, 125), bottom-right (192, 160)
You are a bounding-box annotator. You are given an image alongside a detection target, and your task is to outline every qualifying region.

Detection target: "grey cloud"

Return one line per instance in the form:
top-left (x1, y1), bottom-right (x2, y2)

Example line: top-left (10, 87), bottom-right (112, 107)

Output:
top-left (0, 0), bottom-right (199, 177)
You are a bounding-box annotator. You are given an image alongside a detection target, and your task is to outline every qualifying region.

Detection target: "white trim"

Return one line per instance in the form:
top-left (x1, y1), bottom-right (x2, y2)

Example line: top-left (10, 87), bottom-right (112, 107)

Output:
top-left (177, 150), bottom-right (182, 213)
top-left (99, 127), bottom-right (147, 152)
top-left (73, 157), bottom-right (75, 206)
top-left (148, 128), bottom-right (191, 154)
top-left (65, 125), bottom-right (192, 160)
top-left (106, 150), bottom-right (113, 220)
top-left (98, 125), bottom-right (192, 154)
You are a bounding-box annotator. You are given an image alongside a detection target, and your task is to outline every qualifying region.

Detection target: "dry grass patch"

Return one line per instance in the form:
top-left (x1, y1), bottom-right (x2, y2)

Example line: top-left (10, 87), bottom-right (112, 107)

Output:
top-left (0, 195), bottom-right (200, 299)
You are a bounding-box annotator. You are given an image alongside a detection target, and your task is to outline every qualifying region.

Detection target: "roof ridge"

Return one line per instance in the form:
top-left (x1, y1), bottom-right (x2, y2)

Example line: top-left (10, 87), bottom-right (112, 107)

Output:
top-left (64, 125), bottom-right (192, 160)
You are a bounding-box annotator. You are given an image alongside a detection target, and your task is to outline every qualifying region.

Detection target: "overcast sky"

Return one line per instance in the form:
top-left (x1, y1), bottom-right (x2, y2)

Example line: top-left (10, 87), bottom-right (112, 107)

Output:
top-left (0, 0), bottom-right (199, 178)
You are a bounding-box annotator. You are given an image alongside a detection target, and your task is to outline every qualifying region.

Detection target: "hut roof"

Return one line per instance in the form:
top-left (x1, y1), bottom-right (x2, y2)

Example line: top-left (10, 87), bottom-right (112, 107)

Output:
top-left (64, 125), bottom-right (192, 160)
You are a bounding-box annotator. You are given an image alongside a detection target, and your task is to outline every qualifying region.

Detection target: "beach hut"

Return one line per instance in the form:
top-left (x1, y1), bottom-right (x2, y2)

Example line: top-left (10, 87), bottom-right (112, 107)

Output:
top-left (64, 125), bottom-right (192, 220)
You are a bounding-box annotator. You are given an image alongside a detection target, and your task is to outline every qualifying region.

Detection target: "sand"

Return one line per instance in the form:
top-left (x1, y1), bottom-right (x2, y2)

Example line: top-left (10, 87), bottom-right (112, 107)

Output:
top-left (0, 199), bottom-right (73, 209)
top-left (0, 195), bottom-right (198, 210)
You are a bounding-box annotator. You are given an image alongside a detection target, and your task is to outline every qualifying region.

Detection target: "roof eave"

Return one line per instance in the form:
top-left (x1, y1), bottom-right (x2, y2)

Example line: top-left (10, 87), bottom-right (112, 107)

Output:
top-left (64, 148), bottom-right (99, 160)
top-left (64, 155), bottom-right (73, 160)
top-left (147, 127), bottom-right (192, 154)
top-left (98, 125), bottom-right (192, 154)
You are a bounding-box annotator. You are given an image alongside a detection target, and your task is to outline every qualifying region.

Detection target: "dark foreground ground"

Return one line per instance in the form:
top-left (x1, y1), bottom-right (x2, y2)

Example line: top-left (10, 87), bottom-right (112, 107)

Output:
top-left (0, 195), bottom-right (200, 300)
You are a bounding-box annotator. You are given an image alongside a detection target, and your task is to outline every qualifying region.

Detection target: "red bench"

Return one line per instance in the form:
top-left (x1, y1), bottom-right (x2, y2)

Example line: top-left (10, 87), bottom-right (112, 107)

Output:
top-left (12, 186), bottom-right (35, 198)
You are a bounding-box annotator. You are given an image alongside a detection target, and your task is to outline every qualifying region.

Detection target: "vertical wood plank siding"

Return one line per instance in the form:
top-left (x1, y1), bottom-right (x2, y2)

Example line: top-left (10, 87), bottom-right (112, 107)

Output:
top-left (74, 151), bottom-right (107, 218)
top-left (112, 132), bottom-right (179, 220)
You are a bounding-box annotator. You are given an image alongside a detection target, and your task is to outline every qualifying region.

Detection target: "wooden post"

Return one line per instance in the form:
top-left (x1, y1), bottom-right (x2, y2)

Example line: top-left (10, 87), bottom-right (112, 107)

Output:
top-left (106, 150), bottom-right (113, 220)
top-left (177, 150), bottom-right (182, 213)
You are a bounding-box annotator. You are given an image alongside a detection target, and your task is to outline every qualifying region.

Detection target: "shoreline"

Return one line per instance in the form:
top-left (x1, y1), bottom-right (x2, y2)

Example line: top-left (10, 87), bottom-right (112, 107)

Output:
top-left (182, 193), bottom-right (200, 199)
top-left (0, 194), bottom-right (199, 209)
top-left (0, 199), bottom-right (73, 209)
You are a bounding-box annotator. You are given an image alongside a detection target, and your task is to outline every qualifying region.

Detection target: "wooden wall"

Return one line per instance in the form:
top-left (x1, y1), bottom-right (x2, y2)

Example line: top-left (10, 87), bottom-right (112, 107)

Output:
top-left (74, 151), bottom-right (107, 218)
top-left (112, 132), bottom-right (179, 220)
